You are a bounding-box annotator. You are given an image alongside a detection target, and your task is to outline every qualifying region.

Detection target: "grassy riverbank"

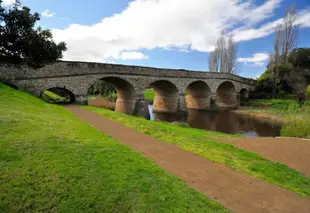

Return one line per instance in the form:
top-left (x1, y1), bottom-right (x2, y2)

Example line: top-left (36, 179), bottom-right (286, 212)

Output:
top-left (240, 99), bottom-right (310, 138)
top-left (0, 83), bottom-right (228, 212)
top-left (144, 89), bottom-right (155, 103)
top-left (87, 106), bottom-right (310, 197)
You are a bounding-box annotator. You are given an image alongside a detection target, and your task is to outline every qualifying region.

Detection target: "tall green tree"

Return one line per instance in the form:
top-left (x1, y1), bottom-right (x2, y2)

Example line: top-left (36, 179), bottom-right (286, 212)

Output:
top-left (0, 0), bottom-right (67, 69)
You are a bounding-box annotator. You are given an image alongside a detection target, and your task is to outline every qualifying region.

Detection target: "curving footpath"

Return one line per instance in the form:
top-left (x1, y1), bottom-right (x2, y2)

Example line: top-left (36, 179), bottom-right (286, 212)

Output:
top-left (66, 106), bottom-right (310, 213)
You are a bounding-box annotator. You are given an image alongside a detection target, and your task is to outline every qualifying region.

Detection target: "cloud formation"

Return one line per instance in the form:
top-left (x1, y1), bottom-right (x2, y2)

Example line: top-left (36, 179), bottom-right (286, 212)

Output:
top-left (234, 9), bottom-right (310, 42)
top-left (51, 0), bottom-right (309, 62)
top-left (42, 9), bottom-right (55, 18)
top-left (237, 53), bottom-right (269, 66)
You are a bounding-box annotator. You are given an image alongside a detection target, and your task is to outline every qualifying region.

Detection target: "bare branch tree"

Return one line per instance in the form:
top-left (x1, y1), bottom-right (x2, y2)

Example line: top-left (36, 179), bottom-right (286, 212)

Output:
top-left (280, 3), bottom-right (298, 63)
top-left (217, 32), bottom-right (227, 72)
top-left (226, 35), bottom-right (237, 74)
top-left (209, 32), bottom-right (238, 73)
top-left (271, 25), bottom-right (282, 98)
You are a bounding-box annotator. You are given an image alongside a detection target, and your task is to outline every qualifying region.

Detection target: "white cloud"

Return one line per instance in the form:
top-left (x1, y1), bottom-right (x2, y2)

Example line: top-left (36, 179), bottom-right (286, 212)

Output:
top-left (2, 0), bottom-right (15, 6)
top-left (42, 9), bottom-right (55, 18)
top-left (234, 9), bottom-right (310, 42)
top-left (238, 53), bottom-right (269, 67)
top-left (118, 51), bottom-right (148, 60)
top-left (52, 0), bottom-right (283, 62)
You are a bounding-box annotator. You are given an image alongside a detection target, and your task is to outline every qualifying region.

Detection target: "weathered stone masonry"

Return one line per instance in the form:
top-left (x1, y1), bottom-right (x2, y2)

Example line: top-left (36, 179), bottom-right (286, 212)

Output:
top-left (0, 61), bottom-right (255, 115)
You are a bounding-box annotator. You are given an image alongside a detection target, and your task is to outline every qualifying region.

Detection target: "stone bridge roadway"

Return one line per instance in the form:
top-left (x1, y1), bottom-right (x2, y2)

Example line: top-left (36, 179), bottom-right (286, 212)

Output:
top-left (0, 61), bottom-right (255, 116)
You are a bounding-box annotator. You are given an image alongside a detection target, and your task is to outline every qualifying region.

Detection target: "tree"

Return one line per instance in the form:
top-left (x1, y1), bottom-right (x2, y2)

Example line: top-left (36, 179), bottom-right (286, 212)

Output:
top-left (0, 0), bottom-right (67, 69)
top-left (217, 32), bottom-right (227, 73)
top-left (280, 3), bottom-right (298, 63)
top-left (288, 48), bottom-right (310, 68)
top-left (226, 35), bottom-right (237, 74)
top-left (208, 32), bottom-right (237, 73)
top-left (271, 25), bottom-right (282, 98)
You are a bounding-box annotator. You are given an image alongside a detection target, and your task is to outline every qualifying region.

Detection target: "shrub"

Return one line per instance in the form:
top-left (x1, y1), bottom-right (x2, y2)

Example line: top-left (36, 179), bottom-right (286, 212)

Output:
top-left (281, 119), bottom-right (310, 139)
top-left (306, 85), bottom-right (310, 101)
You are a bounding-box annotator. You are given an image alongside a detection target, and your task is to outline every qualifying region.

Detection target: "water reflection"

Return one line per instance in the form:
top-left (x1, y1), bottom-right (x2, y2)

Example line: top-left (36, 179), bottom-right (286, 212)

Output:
top-left (149, 105), bottom-right (281, 137)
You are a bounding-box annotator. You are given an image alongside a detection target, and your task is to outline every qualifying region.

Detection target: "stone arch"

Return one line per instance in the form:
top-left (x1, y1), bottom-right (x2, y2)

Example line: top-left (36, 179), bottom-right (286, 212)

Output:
top-left (148, 80), bottom-right (179, 113)
top-left (99, 77), bottom-right (136, 114)
top-left (239, 88), bottom-right (249, 106)
top-left (216, 81), bottom-right (238, 109)
top-left (41, 87), bottom-right (75, 104)
top-left (186, 81), bottom-right (211, 109)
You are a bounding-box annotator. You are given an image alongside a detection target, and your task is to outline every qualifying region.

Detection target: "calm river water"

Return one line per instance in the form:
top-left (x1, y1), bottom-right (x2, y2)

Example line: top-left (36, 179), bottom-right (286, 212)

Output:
top-left (148, 105), bottom-right (281, 137)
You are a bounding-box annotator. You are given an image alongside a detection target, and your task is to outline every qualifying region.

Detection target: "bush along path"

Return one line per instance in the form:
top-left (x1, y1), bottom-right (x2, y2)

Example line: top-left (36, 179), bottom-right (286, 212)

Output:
top-left (67, 106), bottom-right (310, 213)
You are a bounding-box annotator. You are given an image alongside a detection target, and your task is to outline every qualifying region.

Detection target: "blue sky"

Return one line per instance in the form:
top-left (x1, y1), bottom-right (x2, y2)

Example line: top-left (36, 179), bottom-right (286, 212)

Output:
top-left (4, 0), bottom-right (310, 78)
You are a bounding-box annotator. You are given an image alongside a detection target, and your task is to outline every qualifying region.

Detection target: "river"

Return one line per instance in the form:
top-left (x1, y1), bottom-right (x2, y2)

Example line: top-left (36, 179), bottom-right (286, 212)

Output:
top-left (148, 105), bottom-right (281, 137)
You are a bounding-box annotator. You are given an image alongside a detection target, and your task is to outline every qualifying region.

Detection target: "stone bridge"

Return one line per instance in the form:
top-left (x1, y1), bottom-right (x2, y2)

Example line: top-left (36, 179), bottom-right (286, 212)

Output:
top-left (0, 61), bottom-right (255, 116)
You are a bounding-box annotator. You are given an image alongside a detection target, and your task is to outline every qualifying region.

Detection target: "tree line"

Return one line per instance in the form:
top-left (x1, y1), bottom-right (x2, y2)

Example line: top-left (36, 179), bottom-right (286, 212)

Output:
top-left (255, 4), bottom-right (310, 100)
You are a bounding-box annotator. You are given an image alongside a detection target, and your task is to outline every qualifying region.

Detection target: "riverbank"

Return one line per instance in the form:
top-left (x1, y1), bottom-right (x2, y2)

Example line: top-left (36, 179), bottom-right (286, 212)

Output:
top-left (86, 106), bottom-right (310, 196)
top-left (234, 99), bottom-right (310, 139)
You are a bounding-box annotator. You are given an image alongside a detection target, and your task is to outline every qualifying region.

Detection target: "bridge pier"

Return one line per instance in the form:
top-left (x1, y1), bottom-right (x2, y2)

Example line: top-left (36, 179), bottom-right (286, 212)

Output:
top-left (153, 95), bottom-right (178, 113)
top-left (115, 99), bottom-right (136, 115)
top-left (133, 98), bottom-right (150, 119)
top-left (178, 94), bottom-right (188, 114)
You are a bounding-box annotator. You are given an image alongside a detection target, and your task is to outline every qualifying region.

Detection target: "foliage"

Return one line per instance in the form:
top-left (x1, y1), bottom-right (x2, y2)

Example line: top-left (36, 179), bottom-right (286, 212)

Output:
top-left (0, 83), bottom-right (228, 212)
top-left (281, 119), bottom-right (310, 138)
top-left (289, 48), bottom-right (310, 68)
top-left (88, 80), bottom-right (117, 98)
top-left (144, 89), bottom-right (155, 103)
top-left (87, 106), bottom-right (310, 197)
top-left (257, 69), bottom-right (271, 82)
top-left (249, 99), bottom-right (310, 138)
top-left (307, 85), bottom-right (310, 101)
top-left (254, 64), bottom-right (294, 99)
top-left (0, 1), bottom-right (66, 69)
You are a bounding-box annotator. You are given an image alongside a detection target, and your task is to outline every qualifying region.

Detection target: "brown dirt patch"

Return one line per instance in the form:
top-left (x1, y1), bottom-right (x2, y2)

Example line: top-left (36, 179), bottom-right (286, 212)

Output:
top-left (217, 137), bottom-right (310, 178)
top-left (66, 106), bottom-right (310, 213)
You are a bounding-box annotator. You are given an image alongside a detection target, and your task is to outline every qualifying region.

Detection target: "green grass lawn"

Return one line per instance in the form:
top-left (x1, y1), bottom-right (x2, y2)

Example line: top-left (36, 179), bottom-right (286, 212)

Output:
top-left (144, 89), bottom-right (155, 103)
top-left (0, 83), bottom-right (228, 213)
top-left (86, 106), bottom-right (310, 197)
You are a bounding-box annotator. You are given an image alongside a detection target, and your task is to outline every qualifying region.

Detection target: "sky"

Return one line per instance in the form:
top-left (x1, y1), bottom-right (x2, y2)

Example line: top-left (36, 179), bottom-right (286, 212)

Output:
top-left (3, 0), bottom-right (310, 78)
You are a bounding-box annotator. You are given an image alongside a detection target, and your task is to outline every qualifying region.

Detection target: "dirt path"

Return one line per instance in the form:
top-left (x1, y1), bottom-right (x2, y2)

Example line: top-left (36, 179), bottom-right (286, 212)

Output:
top-left (66, 106), bottom-right (310, 213)
top-left (217, 137), bottom-right (310, 178)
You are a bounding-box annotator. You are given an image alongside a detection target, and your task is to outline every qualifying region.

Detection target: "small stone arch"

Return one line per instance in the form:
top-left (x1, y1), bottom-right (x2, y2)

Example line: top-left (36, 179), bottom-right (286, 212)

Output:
top-left (216, 81), bottom-right (238, 109)
top-left (239, 88), bottom-right (249, 106)
top-left (148, 80), bottom-right (179, 113)
top-left (99, 76), bottom-right (137, 114)
top-left (41, 87), bottom-right (75, 104)
top-left (186, 81), bottom-right (211, 109)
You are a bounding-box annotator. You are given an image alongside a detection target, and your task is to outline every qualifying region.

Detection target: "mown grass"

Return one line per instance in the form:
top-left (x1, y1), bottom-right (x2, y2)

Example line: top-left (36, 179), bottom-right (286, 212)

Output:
top-left (86, 106), bottom-right (310, 197)
top-left (248, 99), bottom-right (310, 138)
top-left (144, 89), bottom-right (155, 103)
top-left (0, 83), bottom-right (228, 213)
